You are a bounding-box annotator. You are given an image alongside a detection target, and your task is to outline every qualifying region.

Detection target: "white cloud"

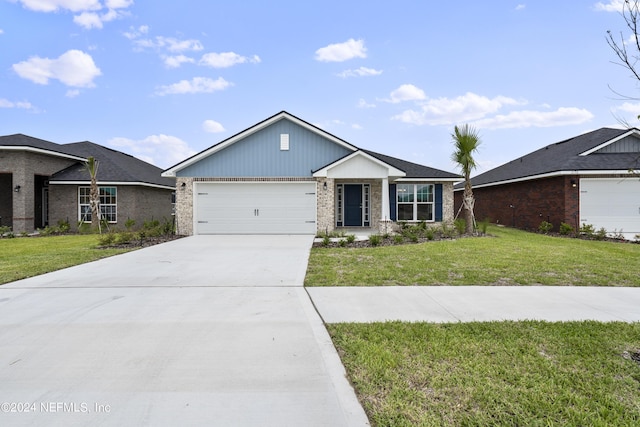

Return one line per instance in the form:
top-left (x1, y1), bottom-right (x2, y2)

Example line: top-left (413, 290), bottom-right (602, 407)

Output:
top-left (613, 101), bottom-right (640, 115)
top-left (73, 12), bottom-right (103, 29)
top-left (12, 49), bottom-right (101, 88)
top-left (358, 98), bottom-right (376, 108)
top-left (470, 107), bottom-right (594, 129)
top-left (0, 98), bottom-right (36, 110)
top-left (337, 66), bottom-right (383, 78)
top-left (14, 0), bottom-right (132, 29)
top-left (200, 52), bottom-right (261, 68)
top-left (594, 0), bottom-right (625, 12)
top-left (155, 77), bottom-right (232, 96)
top-left (65, 89), bottom-right (80, 97)
top-left (163, 54), bottom-right (195, 68)
top-left (202, 120), bottom-right (225, 133)
top-left (315, 38), bottom-right (367, 62)
top-left (134, 36), bottom-right (204, 52)
top-left (0, 29), bottom-right (4, 34)
top-left (385, 84), bottom-right (427, 104)
top-left (123, 25), bottom-right (149, 40)
top-left (108, 134), bottom-right (197, 169)
top-left (351, 123), bottom-right (363, 130)
top-left (392, 92), bottom-right (523, 125)
top-left (15, 0), bottom-right (101, 13)
top-left (515, 4), bottom-right (526, 10)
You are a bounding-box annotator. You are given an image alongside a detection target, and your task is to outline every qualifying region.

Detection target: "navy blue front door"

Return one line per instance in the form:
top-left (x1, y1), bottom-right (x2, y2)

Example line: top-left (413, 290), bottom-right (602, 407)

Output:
top-left (344, 184), bottom-right (362, 226)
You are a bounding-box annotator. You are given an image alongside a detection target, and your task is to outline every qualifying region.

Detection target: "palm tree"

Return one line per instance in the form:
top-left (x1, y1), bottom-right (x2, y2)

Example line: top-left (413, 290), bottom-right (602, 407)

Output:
top-left (451, 124), bottom-right (481, 234)
top-left (85, 156), bottom-right (101, 232)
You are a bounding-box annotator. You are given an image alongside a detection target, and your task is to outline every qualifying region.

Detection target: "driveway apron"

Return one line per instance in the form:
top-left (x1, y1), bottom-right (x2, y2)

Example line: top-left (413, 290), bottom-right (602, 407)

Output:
top-left (0, 235), bottom-right (369, 427)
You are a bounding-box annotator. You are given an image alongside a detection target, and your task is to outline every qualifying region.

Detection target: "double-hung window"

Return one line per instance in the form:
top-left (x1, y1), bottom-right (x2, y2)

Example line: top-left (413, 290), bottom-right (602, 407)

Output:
top-left (397, 183), bottom-right (434, 221)
top-left (79, 187), bottom-right (117, 223)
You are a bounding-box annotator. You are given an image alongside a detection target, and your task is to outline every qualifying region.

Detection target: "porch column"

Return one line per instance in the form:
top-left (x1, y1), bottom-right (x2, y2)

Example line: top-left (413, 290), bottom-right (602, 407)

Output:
top-left (381, 177), bottom-right (390, 220)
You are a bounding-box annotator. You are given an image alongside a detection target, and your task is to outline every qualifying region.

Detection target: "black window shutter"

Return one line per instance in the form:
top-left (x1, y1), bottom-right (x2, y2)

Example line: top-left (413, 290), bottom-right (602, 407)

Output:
top-left (435, 184), bottom-right (443, 221)
top-left (389, 184), bottom-right (397, 221)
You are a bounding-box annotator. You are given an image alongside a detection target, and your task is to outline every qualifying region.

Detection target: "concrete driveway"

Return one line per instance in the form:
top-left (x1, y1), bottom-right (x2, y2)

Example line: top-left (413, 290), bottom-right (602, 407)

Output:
top-left (0, 236), bottom-right (369, 426)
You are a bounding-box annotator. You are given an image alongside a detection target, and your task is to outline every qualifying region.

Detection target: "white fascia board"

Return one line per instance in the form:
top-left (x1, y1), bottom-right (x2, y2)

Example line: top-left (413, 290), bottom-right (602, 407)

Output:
top-left (49, 181), bottom-right (175, 190)
top-left (458, 169), bottom-right (636, 191)
top-left (579, 128), bottom-right (640, 156)
top-left (312, 150), bottom-right (406, 178)
top-left (0, 146), bottom-right (86, 161)
top-left (162, 111), bottom-right (358, 177)
top-left (394, 177), bottom-right (461, 182)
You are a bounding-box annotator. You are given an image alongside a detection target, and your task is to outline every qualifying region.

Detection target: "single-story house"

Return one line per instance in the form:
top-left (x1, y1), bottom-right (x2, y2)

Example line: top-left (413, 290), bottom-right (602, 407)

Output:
top-left (0, 134), bottom-right (176, 234)
top-left (454, 127), bottom-right (640, 239)
top-left (162, 111), bottom-right (461, 236)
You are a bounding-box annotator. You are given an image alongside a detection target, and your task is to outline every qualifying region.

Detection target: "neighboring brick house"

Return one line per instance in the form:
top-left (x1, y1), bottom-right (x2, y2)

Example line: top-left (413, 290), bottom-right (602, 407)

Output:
top-left (454, 127), bottom-right (640, 239)
top-left (162, 111), bottom-right (461, 235)
top-left (0, 134), bottom-right (176, 234)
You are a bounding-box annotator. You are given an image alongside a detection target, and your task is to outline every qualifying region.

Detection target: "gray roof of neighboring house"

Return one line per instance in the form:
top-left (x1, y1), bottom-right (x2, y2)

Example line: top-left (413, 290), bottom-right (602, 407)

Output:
top-left (464, 127), bottom-right (640, 188)
top-left (1, 134), bottom-right (174, 189)
top-left (362, 149), bottom-right (461, 179)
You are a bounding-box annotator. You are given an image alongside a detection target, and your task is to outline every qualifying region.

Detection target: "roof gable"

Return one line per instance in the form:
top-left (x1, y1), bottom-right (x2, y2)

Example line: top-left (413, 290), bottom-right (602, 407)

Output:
top-left (162, 111), bottom-right (357, 177)
top-left (313, 151), bottom-right (406, 179)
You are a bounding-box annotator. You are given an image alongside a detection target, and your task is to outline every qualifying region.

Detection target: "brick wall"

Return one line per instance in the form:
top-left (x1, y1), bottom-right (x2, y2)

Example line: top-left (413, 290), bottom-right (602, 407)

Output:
top-left (454, 176), bottom-right (580, 231)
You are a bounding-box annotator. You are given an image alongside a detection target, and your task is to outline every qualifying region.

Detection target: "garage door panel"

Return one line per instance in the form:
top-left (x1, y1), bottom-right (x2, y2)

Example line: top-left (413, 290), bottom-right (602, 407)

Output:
top-left (195, 182), bottom-right (317, 234)
top-left (580, 178), bottom-right (640, 239)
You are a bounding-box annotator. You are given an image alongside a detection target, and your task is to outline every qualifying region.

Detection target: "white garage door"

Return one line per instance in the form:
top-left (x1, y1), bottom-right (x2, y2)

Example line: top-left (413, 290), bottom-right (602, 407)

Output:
top-left (580, 178), bottom-right (640, 240)
top-left (194, 182), bottom-right (317, 234)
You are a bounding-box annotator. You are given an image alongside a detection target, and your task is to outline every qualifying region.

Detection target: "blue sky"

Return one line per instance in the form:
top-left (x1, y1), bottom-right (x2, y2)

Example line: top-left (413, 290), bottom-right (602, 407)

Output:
top-left (1, 0), bottom-right (639, 175)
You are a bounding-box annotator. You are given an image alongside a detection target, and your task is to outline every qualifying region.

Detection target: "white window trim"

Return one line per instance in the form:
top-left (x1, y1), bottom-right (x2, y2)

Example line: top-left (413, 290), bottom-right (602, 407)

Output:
top-left (78, 186), bottom-right (118, 223)
top-left (397, 183), bottom-right (434, 222)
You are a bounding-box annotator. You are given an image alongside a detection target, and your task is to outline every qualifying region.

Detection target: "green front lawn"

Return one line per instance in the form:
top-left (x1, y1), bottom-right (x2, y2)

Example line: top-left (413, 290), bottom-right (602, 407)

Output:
top-left (305, 225), bottom-right (640, 286)
top-left (0, 235), bottom-right (131, 285)
top-left (330, 321), bottom-right (640, 426)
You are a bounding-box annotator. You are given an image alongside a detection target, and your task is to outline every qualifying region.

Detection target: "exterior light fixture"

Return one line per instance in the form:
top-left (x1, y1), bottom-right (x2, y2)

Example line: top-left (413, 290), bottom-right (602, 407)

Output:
top-left (323, 182), bottom-right (327, 190)
top-left (14, 185), bottom-right (20, 192)
top-left (570, 179), bottom-right (577, 188)
top-left (180, 182), bottom-right (186, 189)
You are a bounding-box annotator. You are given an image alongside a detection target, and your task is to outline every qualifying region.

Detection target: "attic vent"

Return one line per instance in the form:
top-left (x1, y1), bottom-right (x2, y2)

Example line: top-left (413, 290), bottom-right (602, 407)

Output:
top-left (280, 134), bottom-right (289, 151)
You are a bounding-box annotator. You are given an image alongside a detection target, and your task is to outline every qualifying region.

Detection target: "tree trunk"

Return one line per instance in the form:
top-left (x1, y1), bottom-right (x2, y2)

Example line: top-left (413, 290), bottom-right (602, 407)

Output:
top-left (463, 179), bottom-right (475, 234)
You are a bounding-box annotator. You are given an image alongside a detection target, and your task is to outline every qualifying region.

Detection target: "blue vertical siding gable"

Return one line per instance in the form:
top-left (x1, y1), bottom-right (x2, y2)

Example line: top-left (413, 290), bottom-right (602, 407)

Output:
top-left (177, 119), bottom-right (353, 177)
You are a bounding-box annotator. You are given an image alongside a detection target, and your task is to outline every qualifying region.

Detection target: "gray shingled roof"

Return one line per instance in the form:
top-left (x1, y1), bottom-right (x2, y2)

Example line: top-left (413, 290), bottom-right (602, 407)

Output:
top-left (465, 127), bottom-right (639, 188)
top-left (1, 134), bottom-right (174, 188)
top-left (362, 149), bottom-right (461, 179)
top-left (0, 133), bottom-right (84, 159)
top-left (51, 142), bottom-right (175, 188)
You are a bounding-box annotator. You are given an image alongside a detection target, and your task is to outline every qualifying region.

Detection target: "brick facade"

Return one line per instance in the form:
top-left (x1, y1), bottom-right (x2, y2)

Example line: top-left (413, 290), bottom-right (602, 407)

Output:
top-left (454, 176), bottom-right (580, 232)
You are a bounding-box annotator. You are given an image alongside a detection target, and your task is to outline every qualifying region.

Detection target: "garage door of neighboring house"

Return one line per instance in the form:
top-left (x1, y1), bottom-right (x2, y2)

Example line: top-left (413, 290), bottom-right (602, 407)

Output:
top-left (194, 182), bottom-right (317, 234)
top-left (580, 178), bottom-right (640, 240)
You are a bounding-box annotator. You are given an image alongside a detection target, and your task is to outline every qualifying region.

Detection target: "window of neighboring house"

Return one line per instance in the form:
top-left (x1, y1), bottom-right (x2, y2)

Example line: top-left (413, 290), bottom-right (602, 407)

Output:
top-left (397, 183), bottom-right (434, 221)
top-left (79, 187), bottom-right (117, 223)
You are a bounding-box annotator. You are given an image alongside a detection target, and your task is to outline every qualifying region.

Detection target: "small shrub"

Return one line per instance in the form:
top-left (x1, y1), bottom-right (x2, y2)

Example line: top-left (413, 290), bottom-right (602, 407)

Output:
top-left (338, 239), bottom-right (347, 247)
top-left (57, 219), bottom-right (70, 233)
top-left (97, 232), bottom-right (116, 246)
top-left (538, 221), bottom-right (553, 234)
top-left (559, 222), bottom-right (574, 236)
top-left (410, 233), bottom-right (419, 243)
top-left (0, 225), bottom-right (11, 237)
top-left (580, 223), bottom-right (595, 238)
top-left (124, 218), bottom-right (136, 230)
top-left (322, 235), bottom-right (331, 247)
top-left (595, 227), bottom-right (608, 241)
top-left (441, 222), bottom-right (455, 238)
top-left (454, 218), bottom-right (466, 235)
top-left (115, 232), bottom-right (133, 244)
top-left (77, 222), bottom-right (93, 234)
top-left (393, 235), bottom-right (404, 244)
top-left (426, 228), bottom-right (435, 240)
top-left (369, 234), bottom-right (382, 246)
top-left (346, 234), bottom-right (356, 244)
top-left (39, 226), bottom-right (54, 236)
top-left (478, 218), bottom-right (490, 234)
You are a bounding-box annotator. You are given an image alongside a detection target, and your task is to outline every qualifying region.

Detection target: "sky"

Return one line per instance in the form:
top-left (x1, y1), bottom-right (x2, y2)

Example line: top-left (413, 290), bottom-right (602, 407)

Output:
top-left (2, 0), bottom-right (640, 176)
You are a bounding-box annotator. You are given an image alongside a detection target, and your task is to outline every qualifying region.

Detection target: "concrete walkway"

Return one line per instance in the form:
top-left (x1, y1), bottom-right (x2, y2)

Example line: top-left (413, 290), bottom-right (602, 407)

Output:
top-left (307, 286), bottom-right (640, 323)
top-left (0, 236), bottom-right (369, 427)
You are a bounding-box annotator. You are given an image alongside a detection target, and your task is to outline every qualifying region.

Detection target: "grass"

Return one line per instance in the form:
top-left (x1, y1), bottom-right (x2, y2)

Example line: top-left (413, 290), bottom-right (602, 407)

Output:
top-left (0, 235), bottom-right (132, 285)
top-left (305, 225), bottom-right (640, 286)
top-left (329, 321), bottom-right (640, 427)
